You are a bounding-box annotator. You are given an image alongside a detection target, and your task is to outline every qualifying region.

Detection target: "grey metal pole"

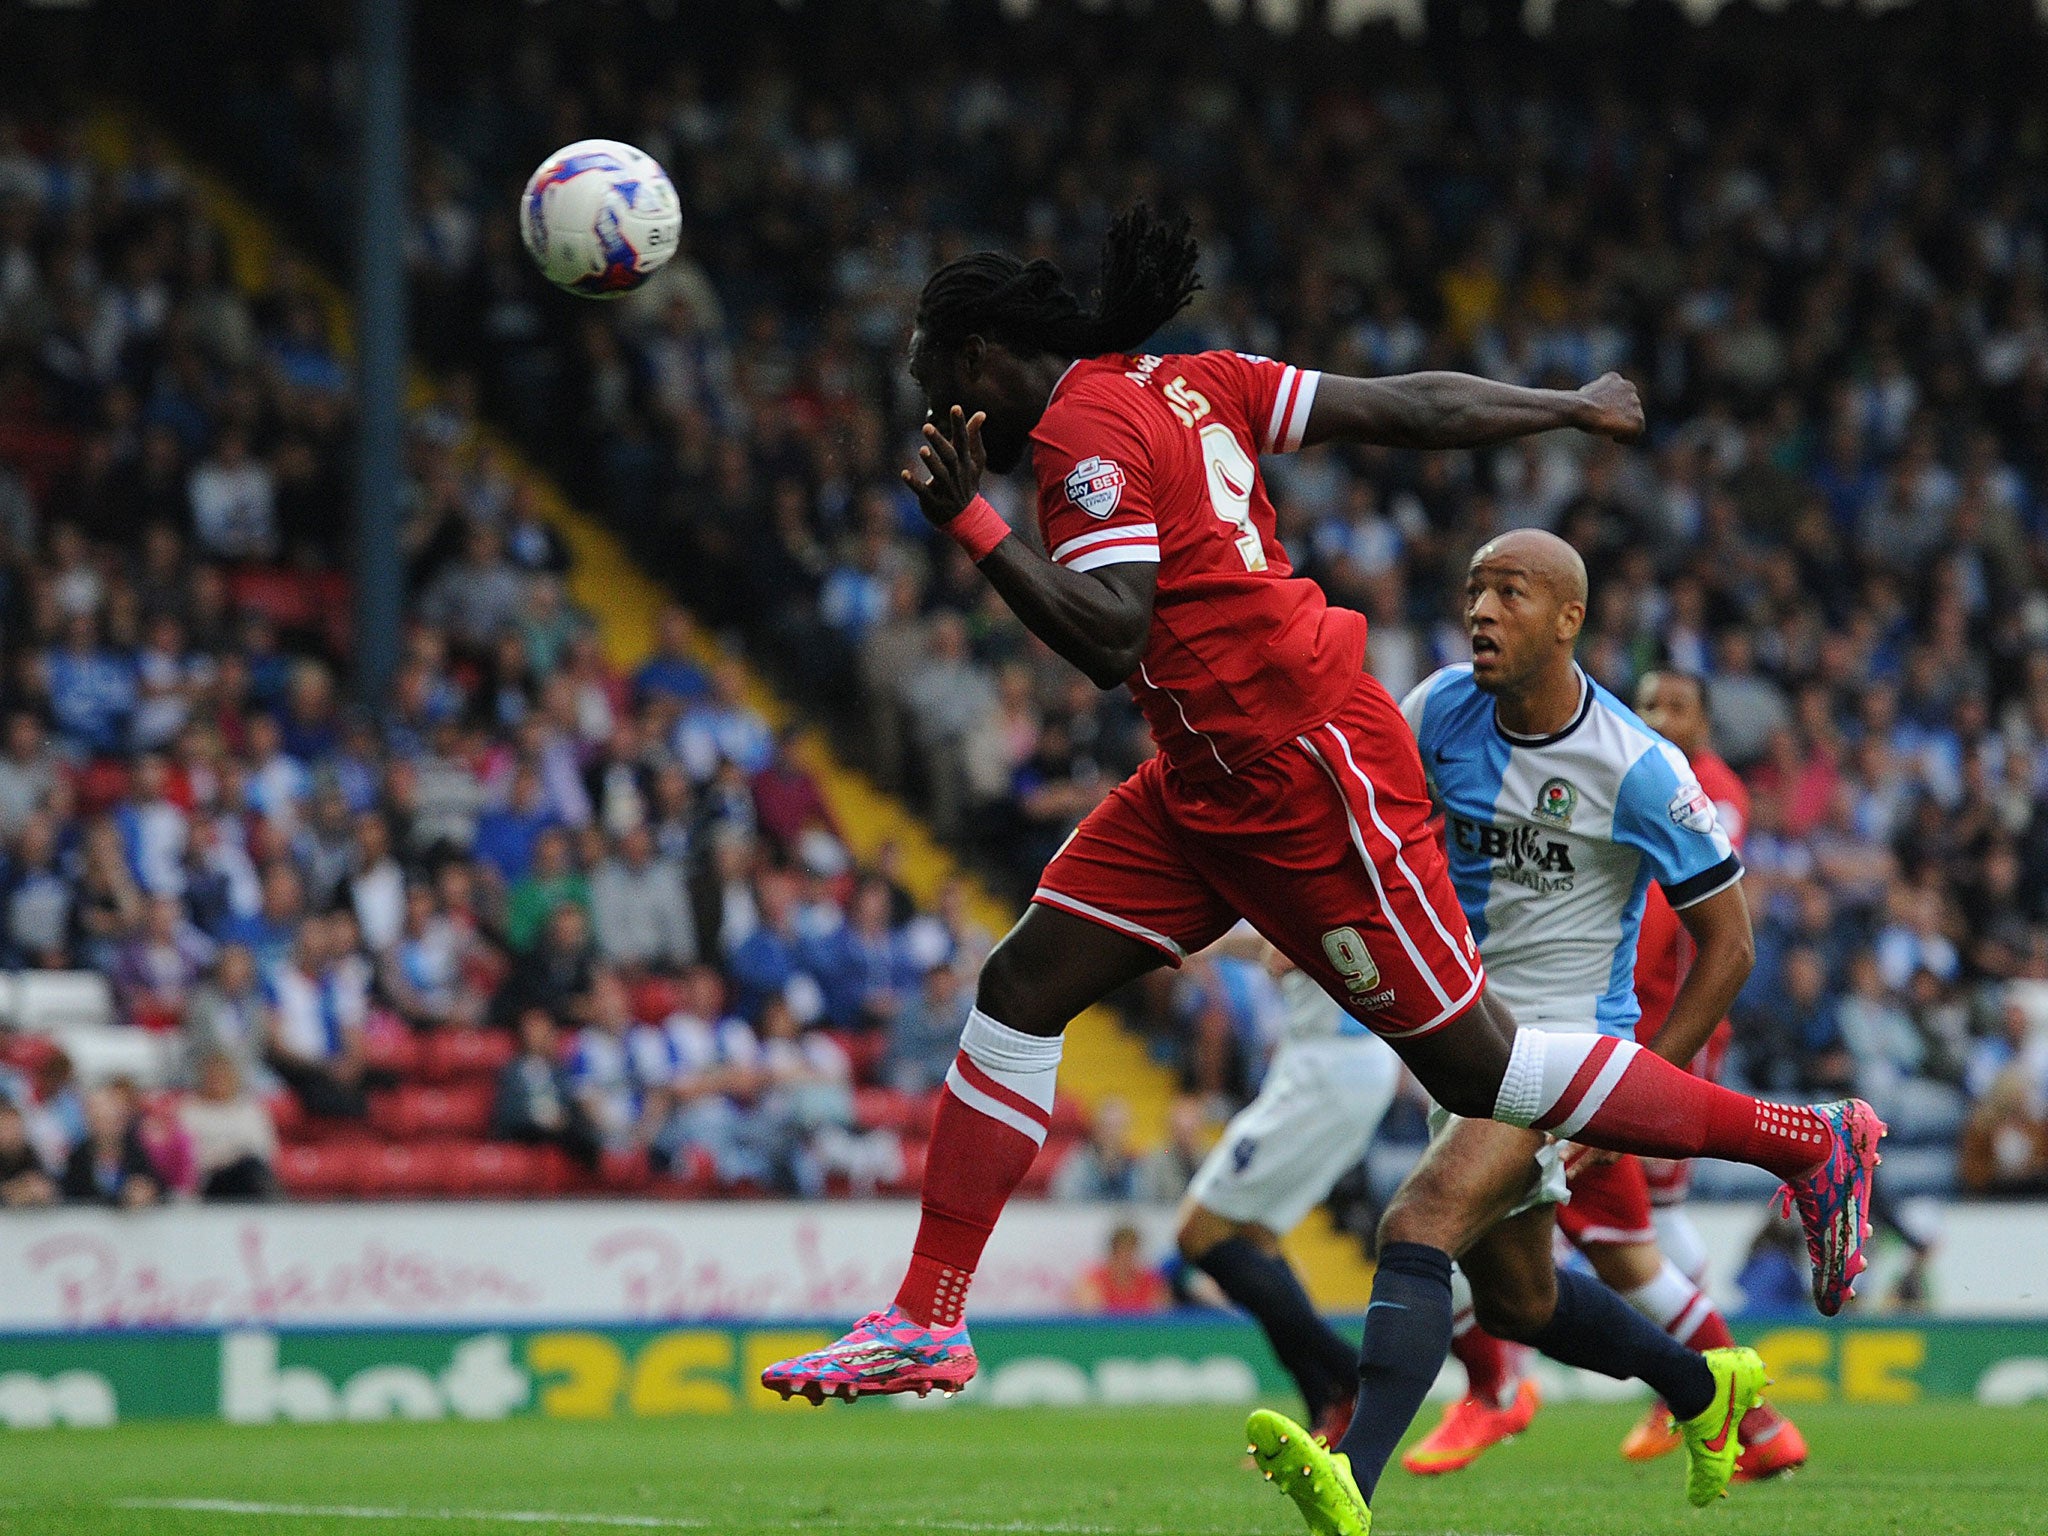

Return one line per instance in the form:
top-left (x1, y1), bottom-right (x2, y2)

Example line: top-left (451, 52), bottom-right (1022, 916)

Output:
top-left (352, 0), bottom-right (409, 707)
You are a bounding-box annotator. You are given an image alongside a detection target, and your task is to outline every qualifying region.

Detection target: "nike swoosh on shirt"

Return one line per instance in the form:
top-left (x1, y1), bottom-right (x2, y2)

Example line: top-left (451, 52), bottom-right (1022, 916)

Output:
top-left (1432, 748), bottom-right (1462, 765)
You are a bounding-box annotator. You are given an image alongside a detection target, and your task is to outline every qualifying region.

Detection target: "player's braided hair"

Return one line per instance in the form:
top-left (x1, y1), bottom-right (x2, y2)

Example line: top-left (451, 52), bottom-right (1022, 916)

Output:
top-left (915, 205), bottom-right (1201, 360)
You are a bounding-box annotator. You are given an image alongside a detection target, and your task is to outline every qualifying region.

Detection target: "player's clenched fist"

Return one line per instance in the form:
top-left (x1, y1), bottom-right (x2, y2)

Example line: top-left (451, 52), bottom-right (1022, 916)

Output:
top-left (1575, 372), bottom-right (1644, 442)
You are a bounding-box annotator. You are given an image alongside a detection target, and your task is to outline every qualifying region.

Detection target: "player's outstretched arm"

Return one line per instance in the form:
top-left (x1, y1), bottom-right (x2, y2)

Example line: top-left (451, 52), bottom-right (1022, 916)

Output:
top-left (1303, 370), bottom-right (1643, 451)
top-left (905, 407), bottom-right (1156, 690)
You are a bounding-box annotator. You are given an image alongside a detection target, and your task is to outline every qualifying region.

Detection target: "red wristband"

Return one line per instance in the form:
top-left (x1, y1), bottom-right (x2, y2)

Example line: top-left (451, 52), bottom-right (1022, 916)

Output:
top-left (943, 495), bottom-right (1011, 564)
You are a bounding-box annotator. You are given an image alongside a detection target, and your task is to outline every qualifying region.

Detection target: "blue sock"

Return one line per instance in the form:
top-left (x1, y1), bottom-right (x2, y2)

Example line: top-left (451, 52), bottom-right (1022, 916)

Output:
top-left (1196, 1237), bottom-right (1356, 1418)
top-left (1331, 1242), bottom-right (1453, 1502)
top-left (1525, 1269), bottom-right (1714, 1421)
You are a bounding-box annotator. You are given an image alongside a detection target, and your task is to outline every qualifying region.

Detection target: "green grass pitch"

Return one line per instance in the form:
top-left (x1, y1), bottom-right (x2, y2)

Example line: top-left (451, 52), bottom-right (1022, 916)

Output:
top-left (3, 1401), bottom-right (2045, 1535)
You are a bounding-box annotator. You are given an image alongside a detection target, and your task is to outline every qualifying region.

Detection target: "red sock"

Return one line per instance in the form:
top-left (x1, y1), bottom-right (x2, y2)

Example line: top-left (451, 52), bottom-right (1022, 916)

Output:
top-left (1685, 1307), bottom-right (1736, 1351)
top-left (1452, 1325), bottom-right (1521, 1409)
top-left (893, 1059), bottom-right (1048, 1328)
top-left (1522, 1036), bottom-right (1834, 1181)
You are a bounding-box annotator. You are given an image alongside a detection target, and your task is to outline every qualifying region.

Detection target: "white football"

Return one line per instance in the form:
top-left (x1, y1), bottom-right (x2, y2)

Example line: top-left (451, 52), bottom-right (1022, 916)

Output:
top-left (519, 139), bottom-right (682, 298)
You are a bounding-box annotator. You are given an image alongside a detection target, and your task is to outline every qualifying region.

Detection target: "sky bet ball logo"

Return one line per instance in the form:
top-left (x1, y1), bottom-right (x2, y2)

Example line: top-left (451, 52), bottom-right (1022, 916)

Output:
top-left (1064, 456), bottom-right (1126, 518)
top-left (1532, 777), bottom-right (1578, 828)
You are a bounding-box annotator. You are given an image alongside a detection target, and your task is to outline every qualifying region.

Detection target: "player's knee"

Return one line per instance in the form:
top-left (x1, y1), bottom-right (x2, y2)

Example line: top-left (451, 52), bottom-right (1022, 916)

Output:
top-left (1471, 1278), bottom-right (1556, 1343)
top-left (1377, 1191), bottom-right (1458, 1254)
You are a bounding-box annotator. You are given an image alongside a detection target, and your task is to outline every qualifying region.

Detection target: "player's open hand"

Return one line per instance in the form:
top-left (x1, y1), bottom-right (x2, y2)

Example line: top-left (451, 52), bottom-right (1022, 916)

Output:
top-left (1575, 372), bottom-right (1644, 442)
top-left (902, 405), bottom-right (988, 528)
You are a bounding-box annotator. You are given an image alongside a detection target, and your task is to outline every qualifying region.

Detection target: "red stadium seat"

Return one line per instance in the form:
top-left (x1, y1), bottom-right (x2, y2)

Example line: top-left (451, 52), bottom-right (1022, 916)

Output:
top-left (357, 1141), bottom-right (459, 1198)
top-left (276, 1142), bottom-right (362, 1199)
top-left (361, 1029), bottom-right (422, 1078)
top-left (823, 1029), bottom-right (890, 1085)
top-left (852, 1086), bottom-right (919, 1133)
top-left (368, 1082), bottom-right (495, 1140)
top-left (421, 1029), bottom-right (515, 1083)
top-left (597, 1147), bottom-right (653, 1192)
top-left (442, 1140), bottom-right (543, 1197)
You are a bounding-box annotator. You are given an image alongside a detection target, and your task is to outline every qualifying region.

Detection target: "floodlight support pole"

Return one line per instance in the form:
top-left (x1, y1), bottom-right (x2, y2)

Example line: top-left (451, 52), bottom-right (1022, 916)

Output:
top-left (352, 0), bottom-right (410, 706)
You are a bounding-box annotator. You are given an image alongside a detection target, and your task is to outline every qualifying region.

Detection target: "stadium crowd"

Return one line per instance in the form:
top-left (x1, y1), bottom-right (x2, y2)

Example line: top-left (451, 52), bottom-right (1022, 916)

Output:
top-left (4, 0), bottom-right (2048, 1201)
top-left (0, 114), bottom-right (1010, 1204)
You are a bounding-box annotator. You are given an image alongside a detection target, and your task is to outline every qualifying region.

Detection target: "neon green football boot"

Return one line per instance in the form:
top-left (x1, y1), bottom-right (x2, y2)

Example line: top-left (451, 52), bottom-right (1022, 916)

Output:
top-left (1245, 1408), bottom-right (1371, 1536)
top-left (1677, 1346), bottom-right (1770, 1508)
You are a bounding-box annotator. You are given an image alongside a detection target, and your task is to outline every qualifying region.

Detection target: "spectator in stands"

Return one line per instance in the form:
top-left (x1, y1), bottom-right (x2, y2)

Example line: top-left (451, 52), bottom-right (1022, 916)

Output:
top-left (183, 941), bottom-right (275, 1093)
top-left (187, 427), bottom-right (276, 561)
top-left (264, 915), bottom-right (371, 1118)
top-left (1134, 1096), bottom-right (1215, 1206)
top-left (493, 1007), bottom-right (598, 1166)
top-left (493, 898), bottom-right (597, 1028)
top-left (1053, 1096), bottom-right (1140, 1202)
top-left (1072, 1224), bottom-right (1170, 1315)
top-left (1735, 1213), bottom-right (1811, 1312)
top-left (0, 710), bottom-right (57, 838)
top-left (504, 825), bottom-right (587, 952)
top-left (60, 1084), bottom-right (161, 1208)
top-left (590, 822), bottom-right (696, 972)
top-left (471, 761), bottom-right (555, 887)
top-left (343, 810), bottom-right (406, 954)
top-left (726, 868), bottom-right (821, 1024)
top-left (3, 810), bottom-right (74, 968)
top-left (421, 522), bottom-right (528, 658)
top-left (805, 875), bottom-right (914, 1032)
top-left (382, 881), bottom-right (484, 1031)
top-left (42, 610), bottom-right (135, 758)
top-left (675, 660), bottom-right (773, 781)
top-left (0, 1100), bottom-right (57, 1207)
top-left (220, 859), bottom-right (305, 973)
top-left (73, 816), bottom-right (145, 973)
top-left (750, 727), bottom-right (841, 863)
top-left (113, 892), bottom-right (215, 1032)
top-left (569, 969), bottom-right (663, 1157)
top-left (634, 605), bottom-right (711, 707)
top-left (886, 962), bottom-right (971, 1095)
top-left (177, 1051), bottom-right (278, 1200)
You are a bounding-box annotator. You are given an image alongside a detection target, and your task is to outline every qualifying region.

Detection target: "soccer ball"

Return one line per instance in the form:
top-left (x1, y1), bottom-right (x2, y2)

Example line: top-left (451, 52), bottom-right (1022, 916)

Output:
top-left (519, 139), bottom-right (682, 298)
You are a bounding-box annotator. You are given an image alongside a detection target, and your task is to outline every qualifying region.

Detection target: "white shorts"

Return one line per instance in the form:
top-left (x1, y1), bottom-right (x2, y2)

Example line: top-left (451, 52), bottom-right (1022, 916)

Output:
top-left (1425, 1104), bottom-right (1570, 1221)
top-left (1187, 1033), bottom-right (1400, 1235)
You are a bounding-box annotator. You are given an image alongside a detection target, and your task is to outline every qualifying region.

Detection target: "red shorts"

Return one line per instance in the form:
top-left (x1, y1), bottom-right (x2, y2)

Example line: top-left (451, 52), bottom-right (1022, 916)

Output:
top-left (1032, 671), bottom-right (1484, 1040)
top-left (1557, 1152), bottom-right (1658, 1247)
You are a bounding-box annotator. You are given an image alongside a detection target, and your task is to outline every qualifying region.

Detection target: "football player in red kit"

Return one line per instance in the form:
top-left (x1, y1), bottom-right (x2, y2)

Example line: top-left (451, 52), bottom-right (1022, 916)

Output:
top-left (760, 208), bottom-right (1879, 1532)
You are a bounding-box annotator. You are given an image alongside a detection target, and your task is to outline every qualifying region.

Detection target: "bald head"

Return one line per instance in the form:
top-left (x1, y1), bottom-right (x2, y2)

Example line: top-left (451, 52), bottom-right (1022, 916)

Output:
top-left (1468, 529), bottom-right (1588, 608)
top-left (1463, 528), bottom-right (1588, 703)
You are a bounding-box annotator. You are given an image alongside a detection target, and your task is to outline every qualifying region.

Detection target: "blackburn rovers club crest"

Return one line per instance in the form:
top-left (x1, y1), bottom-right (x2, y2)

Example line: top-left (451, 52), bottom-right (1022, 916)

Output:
top-left (1064, 456), bottom-right (1126, 519)
top-left (1532, 777), bottom-right (1578, 828)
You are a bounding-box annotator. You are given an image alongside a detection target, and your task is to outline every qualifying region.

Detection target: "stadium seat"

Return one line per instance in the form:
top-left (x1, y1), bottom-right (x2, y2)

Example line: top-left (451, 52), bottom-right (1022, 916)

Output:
top-left (276, 1142), bottom-right (362, 1200)
top-left (361, 1028), bottom-right (422, 1078)
top-left (357, 1141), bottom-right (460, 1199)
top-left (368, 1082), bottom-right (495, 1140)
top-left (597, 1146), bottom-right (653, 1192)
top-left (55, 1027), bottom-right (176, 1089)
top-left (420, 1029), bottom-right (515, 1083)
top-left (8, 972), bottom-right (116, 1034)
top-left (442, 1140), bottom-right (543, 1197)
top-left (852, 1086), bottom-right (923, 1133)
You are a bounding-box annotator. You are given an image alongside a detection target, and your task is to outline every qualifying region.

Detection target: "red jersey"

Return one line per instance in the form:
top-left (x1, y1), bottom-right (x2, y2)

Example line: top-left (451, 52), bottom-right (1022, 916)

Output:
top-left (1029, 351), bottom-right (1367, 780)
top-left (1633, 748), bottom-right (1751, 1048)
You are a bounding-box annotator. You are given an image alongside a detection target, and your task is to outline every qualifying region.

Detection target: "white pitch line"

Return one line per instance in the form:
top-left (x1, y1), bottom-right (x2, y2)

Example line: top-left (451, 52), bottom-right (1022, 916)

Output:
top-left (113, 1497), bottom-right (1527, 1536)
top-left (116, 1501), bottom-right (709, 1529)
